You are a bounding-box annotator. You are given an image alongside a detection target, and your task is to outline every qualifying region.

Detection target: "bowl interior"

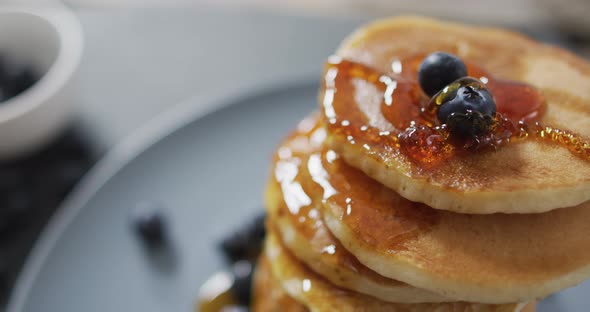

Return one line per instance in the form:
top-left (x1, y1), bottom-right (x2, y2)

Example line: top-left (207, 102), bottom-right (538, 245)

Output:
top-left (0, 11), bottom-right (60, 98)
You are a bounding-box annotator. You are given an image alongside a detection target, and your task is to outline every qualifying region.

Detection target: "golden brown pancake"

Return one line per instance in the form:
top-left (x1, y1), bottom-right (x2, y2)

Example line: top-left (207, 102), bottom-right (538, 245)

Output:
top-left (252, 255), bottom-right (308, 312)
top-left (279, 113), bottom-right (590, 303)
top-left (265, 230), bottom-right (532, 312)
top-left (321, 16), bottom-right (590, 214)
top-left (265, 122), bottom-right (451, 302)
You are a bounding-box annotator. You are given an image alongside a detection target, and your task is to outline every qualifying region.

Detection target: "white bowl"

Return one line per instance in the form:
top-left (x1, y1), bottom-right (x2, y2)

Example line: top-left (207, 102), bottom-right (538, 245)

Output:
top-left (0, 4), bottom-right (83, 159)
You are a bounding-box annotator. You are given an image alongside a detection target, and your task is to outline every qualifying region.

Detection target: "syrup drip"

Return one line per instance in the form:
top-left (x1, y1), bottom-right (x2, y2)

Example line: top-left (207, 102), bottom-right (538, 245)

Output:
top-left (273, 122), bottom-right (439, 256)
top-left (322, 56), bottom-right (590, 167)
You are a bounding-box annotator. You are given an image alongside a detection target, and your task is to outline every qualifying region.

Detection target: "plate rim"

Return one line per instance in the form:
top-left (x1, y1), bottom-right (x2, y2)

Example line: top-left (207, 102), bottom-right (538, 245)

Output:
top-left (6, 77), bottom-right (317, 312)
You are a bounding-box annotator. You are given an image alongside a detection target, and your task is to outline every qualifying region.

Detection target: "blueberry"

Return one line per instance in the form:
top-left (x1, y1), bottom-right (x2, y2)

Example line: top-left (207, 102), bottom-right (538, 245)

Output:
top-left (0, 171), bottom-right (32, 234)
top-left (0, 56), bottom-right (6, 83)
top-left (231, 260), bottom-right (254, 305)
top-left (220, 305), bottom-right (248, 312)
top-left (52, 162), bottom-right (87, 197)
top-left (0, 260), bottom-right (9, 301)
top-left (131, 202), bottom-right (167, 244)
top-left (5, 67), bottom-right (37, 97)
top-left (0, 55), bottom-right (39, 102)
top-left (418, 52), bottom-right (468, 97)
top-left (220, 232), bottom-right (249, 263)
top-left (434, 77), bottom-right (496, 137)
top-left (220, 212), bottom-right (266, 263)
top-left (250, 212), bottom-right (266, 243)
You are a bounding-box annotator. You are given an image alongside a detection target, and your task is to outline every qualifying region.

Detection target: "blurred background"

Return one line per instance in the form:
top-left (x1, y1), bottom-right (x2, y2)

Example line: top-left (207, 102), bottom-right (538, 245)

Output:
top-left (0, 0), bottom-right (589, 310)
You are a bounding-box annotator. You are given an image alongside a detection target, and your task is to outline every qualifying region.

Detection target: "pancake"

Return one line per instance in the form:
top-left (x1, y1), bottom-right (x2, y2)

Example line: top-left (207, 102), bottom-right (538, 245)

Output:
top-left (321, 16), bottom-right (590, 214)
top-left (280, 113), bottom-right (590, 303)
top-left (265, 133), bottom-right (451, 303)
top-left (265, 230), bottom-right (532, 312)
top-left (269, 180), bottom-right (453, 303)
top-left (252, 255), bottom-right (308, 312)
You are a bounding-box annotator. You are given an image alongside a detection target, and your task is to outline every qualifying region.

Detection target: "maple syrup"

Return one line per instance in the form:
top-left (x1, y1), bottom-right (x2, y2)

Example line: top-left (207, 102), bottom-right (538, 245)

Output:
top-left (198, 271), bottom-right (240, 312)
top-left (322, 56), bottom-right (589, 167)
top-left (272, 120), bottom-right (440, 255)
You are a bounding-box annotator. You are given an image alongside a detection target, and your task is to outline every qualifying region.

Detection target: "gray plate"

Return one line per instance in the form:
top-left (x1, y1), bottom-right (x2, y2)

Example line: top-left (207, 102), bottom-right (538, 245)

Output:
top-left (7, 81), bottom-right (590, 311)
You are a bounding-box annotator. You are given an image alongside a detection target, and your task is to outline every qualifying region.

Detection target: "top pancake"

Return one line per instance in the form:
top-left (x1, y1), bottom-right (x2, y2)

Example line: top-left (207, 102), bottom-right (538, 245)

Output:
top-left (274, 114), bottom-right (590, 303)
top-left (322, 16), bottom-right (590, 214)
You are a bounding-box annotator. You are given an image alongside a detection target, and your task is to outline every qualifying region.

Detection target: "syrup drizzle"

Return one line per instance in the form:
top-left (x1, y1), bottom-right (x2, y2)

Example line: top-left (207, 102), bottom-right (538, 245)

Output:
top-left (322, 56), bottom-right (590, 167)
top-left (272, 121), bottom-right (439, 261)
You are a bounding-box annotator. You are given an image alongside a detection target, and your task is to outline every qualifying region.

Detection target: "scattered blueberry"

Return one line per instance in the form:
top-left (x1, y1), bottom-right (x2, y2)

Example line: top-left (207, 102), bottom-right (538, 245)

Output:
top-left (0, 257), bottom-right (10, 292)
top-left (0, 271), bottom-right (9, 304)
top-left (213, 212), bottom-right (266, 308)
top-left (0, 56), bottom-right (38, 102)
top-left (0, 126), bottom-right (94, 300)
top-left (0, 173), bottom-right (32, 234)
top-left (435, 77), bottom-right (496, 137)
top-left (221, 305), bottom-right (249, 312)
top-left (250, 212), bottom-right (266, 244)
top-left (0, 55), bottom-right (5, 76)
top-left (201, 212), bottom-right (268, 310)
top-left (231, 260), bottom-right (254, 305)
top-left (220, 233), bottom-right (248, 263)
top-left (220, 212), bottom-right (266, 263)
top-left (3, 67), bottom-right (37, 98)
top-left (52, 162), bottom-right (88, 197)
top-left (0, 169), bottom-right (25, 190)
top-left (131, 202), bottom-right (167, 245)
top-left (418, 52), bottom-right (467, 97)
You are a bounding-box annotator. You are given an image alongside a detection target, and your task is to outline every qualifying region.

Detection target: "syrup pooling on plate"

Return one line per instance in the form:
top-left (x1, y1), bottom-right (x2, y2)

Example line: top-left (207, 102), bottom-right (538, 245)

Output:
top-left (322, 56), bottom-right (590, 167)
top-left (273, 118), bottom-right (439, 252)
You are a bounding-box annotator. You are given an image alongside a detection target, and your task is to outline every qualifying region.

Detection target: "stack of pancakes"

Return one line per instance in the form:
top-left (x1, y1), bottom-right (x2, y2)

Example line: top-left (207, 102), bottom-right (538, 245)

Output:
top-left (252, 16), bottom-right (590, 311)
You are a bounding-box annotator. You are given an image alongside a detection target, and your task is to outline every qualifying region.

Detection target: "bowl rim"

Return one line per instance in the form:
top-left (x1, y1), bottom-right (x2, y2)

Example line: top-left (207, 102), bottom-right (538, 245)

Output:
top-left (0, 5), bottom-right (83, 123)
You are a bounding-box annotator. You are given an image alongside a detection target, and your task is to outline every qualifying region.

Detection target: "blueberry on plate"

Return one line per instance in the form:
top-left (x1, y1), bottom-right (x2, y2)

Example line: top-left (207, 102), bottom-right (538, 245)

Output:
top-left (434, 77), bottom-right (496, 137)
top-left (231, 260), bottom-right (254, 305)
top-left (250, 212), bottom-right (266, 243)
top-left (418, 52), bottom-right (468, 97)
top-left (131, 202), bottom-right (167, 245)
top-left (220, 305), bottom-right (248, 312)
top-left (220, 232), bottom-right (249, 263)
top-left (220, 211), bottom-right (266, 263)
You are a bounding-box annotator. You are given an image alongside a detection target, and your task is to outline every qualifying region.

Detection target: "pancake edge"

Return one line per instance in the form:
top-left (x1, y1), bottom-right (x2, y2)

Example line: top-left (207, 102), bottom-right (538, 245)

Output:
top-left (323, 199), bottom-right (590, 303)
